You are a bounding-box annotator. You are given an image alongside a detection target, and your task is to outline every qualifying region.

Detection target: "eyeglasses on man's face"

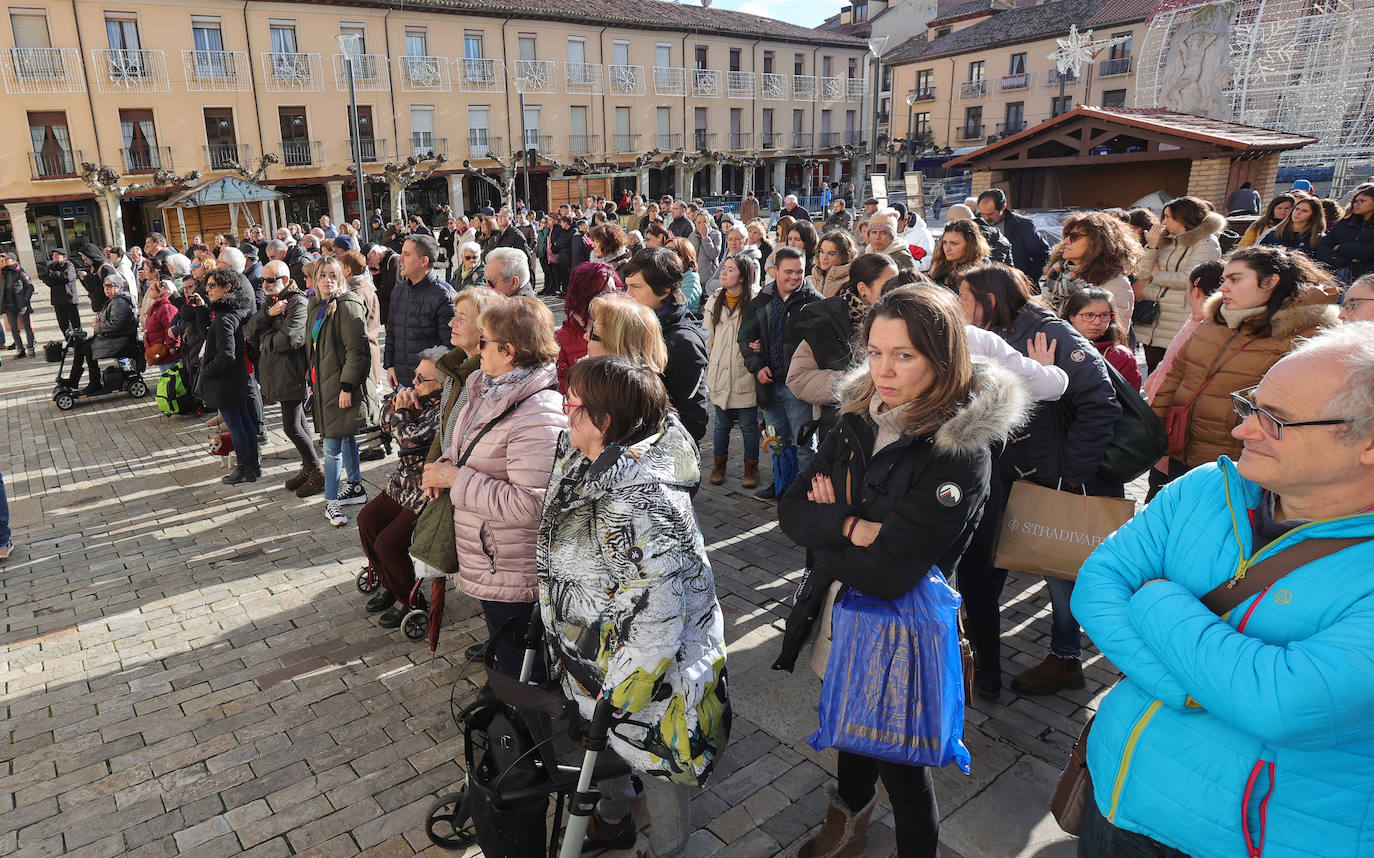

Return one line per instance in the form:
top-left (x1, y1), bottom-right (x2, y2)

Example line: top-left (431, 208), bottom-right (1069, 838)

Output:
top-left (1230, 386), bottom-right (1350, 441)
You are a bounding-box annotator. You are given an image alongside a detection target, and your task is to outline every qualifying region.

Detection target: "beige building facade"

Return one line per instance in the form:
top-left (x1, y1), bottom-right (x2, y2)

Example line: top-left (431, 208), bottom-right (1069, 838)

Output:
top-left (0, 0), bottom-right (869, 270)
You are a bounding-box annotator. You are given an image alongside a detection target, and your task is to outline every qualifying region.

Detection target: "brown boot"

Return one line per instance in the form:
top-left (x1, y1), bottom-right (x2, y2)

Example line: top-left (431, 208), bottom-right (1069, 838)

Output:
top-left (793, 790), bottom-right (876, 858)
top-left (580, 811), bottom-right (636, 851)
top-left (284, 464), bottom-right (312, 492)
top-left (741, 459), bottom-right (760, 489)
top-left (709, 456), bottom-right (727, 485)
top-left (1010, 653), bottom-right (1085, 695)
top-left (294, 466), bottom-right (325, 498)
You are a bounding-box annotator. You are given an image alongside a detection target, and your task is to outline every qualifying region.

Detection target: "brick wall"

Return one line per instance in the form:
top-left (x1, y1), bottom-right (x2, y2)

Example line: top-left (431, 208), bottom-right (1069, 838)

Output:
top-left (1187, 157), bottom-right (1233, 211)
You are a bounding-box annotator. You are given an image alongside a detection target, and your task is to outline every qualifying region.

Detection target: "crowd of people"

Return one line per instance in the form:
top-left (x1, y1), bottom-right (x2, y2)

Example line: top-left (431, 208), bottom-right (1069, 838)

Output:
top-left (4, 177), bottom-right (1373, 858)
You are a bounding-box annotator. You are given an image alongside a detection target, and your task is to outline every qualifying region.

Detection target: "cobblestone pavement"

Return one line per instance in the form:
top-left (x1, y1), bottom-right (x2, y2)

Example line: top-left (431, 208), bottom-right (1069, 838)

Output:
top-left (1, 301), bottom-right (1131, 858)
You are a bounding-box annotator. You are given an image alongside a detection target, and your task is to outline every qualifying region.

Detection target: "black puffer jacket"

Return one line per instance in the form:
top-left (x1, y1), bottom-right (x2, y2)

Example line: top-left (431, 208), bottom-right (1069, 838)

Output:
top-left (79, 245), bottom-right (114, 313)
top-left (995, 302), bottom-right (1121, 489)
top-left (774, 360), bottom-right (1031, 671)
top-left (1314, 215), bottom-right (1374, 282)
top-left (1, 264), bottom-right (35, 314)
top-left (738, 281), bottom-right (823, 407)
top-left (655, 302), bottom-right (710, 442)
top-left (993, 210), bottom-right (1049, 282)
top-left (198, 279), bottom-right (255, 410)
top-left (89, 291), bottom-right (137, 359)
top-left (383, 269), bottom-right (455, 386)
top-left (43, 258), bottom-right (81, 308)
top-left (243, 285), bottom-right (310, 403)
top-left (789, 293), bottom-right (859, 432)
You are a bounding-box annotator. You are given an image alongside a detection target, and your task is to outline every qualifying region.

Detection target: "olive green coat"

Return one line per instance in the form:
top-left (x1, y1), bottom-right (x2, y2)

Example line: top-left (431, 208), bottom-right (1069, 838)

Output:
top-left (309, 290), bottom-right (380, 438)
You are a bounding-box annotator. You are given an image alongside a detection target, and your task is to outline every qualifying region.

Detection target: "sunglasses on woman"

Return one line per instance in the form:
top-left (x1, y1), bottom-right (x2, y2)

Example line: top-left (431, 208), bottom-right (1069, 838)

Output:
top-left (477, 336), bottom-right (506, 350)
top-left (1229, 386), bottom-right (1350, 440)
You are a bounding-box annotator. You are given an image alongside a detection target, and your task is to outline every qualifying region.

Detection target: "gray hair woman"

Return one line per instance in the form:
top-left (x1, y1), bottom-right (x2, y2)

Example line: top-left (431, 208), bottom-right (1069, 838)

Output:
top-left (450, 241), bottom-right (484, 291)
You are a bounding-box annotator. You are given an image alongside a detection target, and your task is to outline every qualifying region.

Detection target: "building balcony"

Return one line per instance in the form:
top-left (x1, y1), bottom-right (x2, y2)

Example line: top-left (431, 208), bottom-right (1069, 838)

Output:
top-left (656, 132), bottom-right (684, 150)
top-left (29, 149), bottom-right (81, 181)
top-left (994, 120), bottom-right (1026, 139)
top-left (204, 143), bottom-right (251, 171)
top-left (608, 65), bottom-right (645, 95)
top-left (565, 62), bottom-right (603, 94)
top-left (846, 131), bottom-right (864, 145)
top-left (262, 52), bottom-right (323, 92)
top-left (91, 48), bottom-right (169, 93)
top-left (467, 134), bottom-right (501, 160)
top-left (120, 145), bottom-right (172, 174)
top-left (957, 124), bottom-right (984, 141)
top-left (693, 130), bottom-right (717, 150)
top-left (513, 59), bottom-right (556, 94)
top-left (820, 76), bottom-right (843, 102)
top-left (569, 134), bottom-right (600, 155)
top-left (793, 74), bottom-right (817, 100)
top-left (912, 87), bottom-right (936, 102)
top-left (349, 138), bottom-right (389, 163)
top-left (182, 50), bottom-right (251, 92)
top-left (522, 132), bottom-right (553, 152)
top-left (761, 132), bottom-right (782, 149)
top-left (332, 53), bottom-right (390, 92)
top-left (820, 132), bottom-right (842, 147)
top-left (1099, 56), bottom-right (1133, 77)
top-left (846, 77), bottom-right (867, 102)
top-left (411, 134), bottom-right (446, 159)
top-left (653, 66), bottom-right (686, 97)
top-left (692, 68), bottom-right (722, 98)
top-left (762, 72), bottom-right (787, 101)
top-left (613, 133), bottom-right (641, 153)
top-left (729, 132), bottom-right (752, 149)
top-left (457, 57), bottom-right (505, 93)
top-left (999, 73), bottom-right (1029, 92)
top-left (1045, 68), bottom-right (1078, 89)
top-left (1, 47), bottom-right (84, 94)
top-left (727, 70), bottom-right (755, 99)
top-left (792, 131), bottom-right (813, 148)
top-left (280, 139), bottom-right (323, 168)
top-left (398, 55), bottom-right (451, 92)
top-left (960, 79), bottom-right (987, 100)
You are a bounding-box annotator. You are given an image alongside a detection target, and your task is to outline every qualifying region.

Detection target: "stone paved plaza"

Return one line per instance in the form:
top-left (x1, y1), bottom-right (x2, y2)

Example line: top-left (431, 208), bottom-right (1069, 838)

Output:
top-left (0, 302), bottom-right (1131, 858)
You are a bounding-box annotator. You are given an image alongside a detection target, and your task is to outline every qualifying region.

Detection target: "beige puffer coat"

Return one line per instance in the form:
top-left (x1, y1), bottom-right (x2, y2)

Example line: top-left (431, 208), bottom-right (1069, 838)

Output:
top-left (703, 288), bottom-right (756, 411)
top-left (1134, 211), bottom-right (1226, 349)
top-left (445, 363), bottom-right (566, 603)
top-left (811, 260), bottom-right (852, 298)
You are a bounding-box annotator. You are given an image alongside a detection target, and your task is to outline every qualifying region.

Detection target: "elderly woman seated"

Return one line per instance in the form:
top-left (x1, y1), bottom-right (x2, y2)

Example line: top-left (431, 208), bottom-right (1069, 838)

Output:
top-left (357, 345), bottom-right (448, 628)
top-left (65, 272), bottom-right (141, 394)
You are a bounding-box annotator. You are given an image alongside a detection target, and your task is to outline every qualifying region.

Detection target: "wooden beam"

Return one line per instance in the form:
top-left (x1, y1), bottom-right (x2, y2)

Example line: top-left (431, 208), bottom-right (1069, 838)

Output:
top-left (979, 149), bottom-right (1222, 170)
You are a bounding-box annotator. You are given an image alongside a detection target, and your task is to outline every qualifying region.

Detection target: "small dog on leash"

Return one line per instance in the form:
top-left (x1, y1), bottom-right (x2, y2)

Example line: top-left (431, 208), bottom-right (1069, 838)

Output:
top-left (206, 416), bottom-right (236, 469)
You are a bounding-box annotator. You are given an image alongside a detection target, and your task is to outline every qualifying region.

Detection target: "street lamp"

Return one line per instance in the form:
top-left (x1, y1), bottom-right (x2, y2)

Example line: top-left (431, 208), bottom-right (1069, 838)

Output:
top-left (866, 35), bottom-right (889, 194)
top-left (336, 32), bottom-right (369, 246)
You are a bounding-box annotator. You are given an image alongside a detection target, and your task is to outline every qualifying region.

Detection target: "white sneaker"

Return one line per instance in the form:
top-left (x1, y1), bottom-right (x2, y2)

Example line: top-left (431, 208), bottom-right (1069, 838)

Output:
top-left (336, 480), bottom-right (368, 506)
top-left (324, 501), bottom-right (348, 527)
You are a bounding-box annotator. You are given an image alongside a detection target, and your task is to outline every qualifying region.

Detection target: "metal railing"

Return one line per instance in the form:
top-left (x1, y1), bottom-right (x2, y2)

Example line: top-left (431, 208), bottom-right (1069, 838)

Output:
top-left (761, 132), bottom-right (782, 149)
top-left (693, 130), bottom-right (717, 149)
top-left (846, 77), bottom-right (867, 102)
top-left (513, 59), bottom-right (556, 93)
top-left (613, 133), bottom-right (641, 152)
top-left (960, 79), bottom-right (987, 99)
top-left (280, 139), bottom-right (323, 167)
top-left (29, 149), bottom-right (81, 180)
top-left (467, 133), bottom-right (501, 159)
top-left (958, 124), bottom-right (984, 141)
top-left (522, 132), bottom-right (553, 151)
top-left (120, 145), bottom-right (172, 173)
top-left (1045, 69), bottom-right (1078, 88)
top-left (569, 134), bottom-right (600, 155)
top-left (608, 64), bottom-right (644, 95)
top-left (792, 74), bottom-right (816, 100)
top-left (727, 70), bottom-right (755, 98)
top-left (999, 73), bottom-right (1028, 91)
top-left (204, 143), bottom-right (250, 170)
top-left (262, 52), bottom-right (323, 92)
top-left (729, 132), bottom-right (752, 149)
top-left (182, 50), bottom-right (251, 91)
top-left (332, 53), bottom-right (390, 92)
top-left (845, 131), bottom-right (864, 145)
top-left (994, 121), bottom-right (1026, 139)
top-left (92, 48), bottom-right (170, 93)
top-left (398, 55), bottom-right (451, 92)
top-left (1, 47), bottom-right (84, 94)
top-left (653, 66), bottom-right (686, 96)
top-left (457, 57), bottom-right (505, 92)
top-left (411, 134), bottom-right (446, 159)
top-left (912, 87), bottom-right (936, 102)
top-left (1099, 57), bottom-right (1132, 77)
top-left (656, 132), bottom-right (684, 150)
top-left (792, 131), bottom-right (813, 148)
top-left (820, 132), bottom-right (842, 147)
top-left (692, 68), bottom-right (722, 98)
top-left (564, 62), bottom-right (603, 94)
top-left (820, 76), bottom-right (843, 102)
top-left (762, 72), bottom-right (787, 100)
top-left (350, 138), bottom-right (388, 162)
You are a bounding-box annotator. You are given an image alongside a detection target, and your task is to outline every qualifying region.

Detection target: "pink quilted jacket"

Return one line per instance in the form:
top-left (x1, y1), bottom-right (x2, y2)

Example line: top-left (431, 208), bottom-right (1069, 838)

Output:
top-left (445, 363), bottom-right (567, 603)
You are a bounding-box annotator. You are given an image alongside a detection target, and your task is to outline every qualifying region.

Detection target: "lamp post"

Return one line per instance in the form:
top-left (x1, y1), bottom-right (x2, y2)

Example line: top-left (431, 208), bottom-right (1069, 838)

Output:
top-left (866, 35), bottom-right (888, 195)
top-left (336, 32), bottom-right (369, 246)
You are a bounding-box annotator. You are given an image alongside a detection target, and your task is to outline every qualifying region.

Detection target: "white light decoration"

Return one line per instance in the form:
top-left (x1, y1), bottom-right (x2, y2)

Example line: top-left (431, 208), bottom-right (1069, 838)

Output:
top-left (1135, 0), bottom-right (1374, 176)
top-left (1046, 25), bottom-right (1131, 78)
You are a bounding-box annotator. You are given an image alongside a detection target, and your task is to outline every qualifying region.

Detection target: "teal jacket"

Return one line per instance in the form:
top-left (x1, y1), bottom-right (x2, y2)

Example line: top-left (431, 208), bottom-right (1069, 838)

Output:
top-left (1073, 457), bottom-right (1374, 858)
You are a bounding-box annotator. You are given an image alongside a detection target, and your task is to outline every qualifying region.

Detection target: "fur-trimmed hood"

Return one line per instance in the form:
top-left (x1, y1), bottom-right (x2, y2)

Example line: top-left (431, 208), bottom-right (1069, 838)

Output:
top-left (836, 357), bottom-right (1032, 457)
top-left (1202, 281), bottom-right (1340, 339)
top-left (1171, 211), bottom-right (1228, 248)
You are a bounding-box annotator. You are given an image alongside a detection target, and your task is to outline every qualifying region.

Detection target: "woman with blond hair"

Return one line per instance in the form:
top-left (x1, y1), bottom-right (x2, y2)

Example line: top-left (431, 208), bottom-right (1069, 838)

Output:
top-left (1042, 211), bottom-right (1141, 321)
top-left (585, 292), bottom-right (669, 372)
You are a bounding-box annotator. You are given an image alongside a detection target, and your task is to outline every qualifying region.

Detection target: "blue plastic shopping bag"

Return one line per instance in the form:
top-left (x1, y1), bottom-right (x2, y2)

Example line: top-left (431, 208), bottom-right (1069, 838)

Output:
top-left (807, 569), bottom-right (971, 773)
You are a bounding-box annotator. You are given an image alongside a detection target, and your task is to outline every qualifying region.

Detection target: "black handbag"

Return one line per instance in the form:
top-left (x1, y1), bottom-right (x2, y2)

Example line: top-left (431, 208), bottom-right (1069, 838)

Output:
top-left (1096, 360), bottom-right (1168, 484)
top-left (1131, 288), bottom-right (1166, 327)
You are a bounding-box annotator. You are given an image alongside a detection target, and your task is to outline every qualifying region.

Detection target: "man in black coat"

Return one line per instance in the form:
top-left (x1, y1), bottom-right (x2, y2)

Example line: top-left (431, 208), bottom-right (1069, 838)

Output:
top-left (384, 233), bottom-right (454, 390)
top-left (43, 248), bottom-right (83, 334)
top-left (976, 189), bottom-right (1049, 282)
top-left (620, 248), bottom-right (710, 441)
top-left (666, 200), bottom-right (694, 239)
top-left (1, 253), bottom-right (37, 357)
top-left (367, 245), bottom-right (401, 327)
top-left (738, 246), bottom-right (822, 498)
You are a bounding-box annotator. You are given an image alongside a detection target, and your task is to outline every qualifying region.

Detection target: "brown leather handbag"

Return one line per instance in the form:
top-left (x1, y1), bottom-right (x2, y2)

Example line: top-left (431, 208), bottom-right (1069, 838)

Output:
top-left (1048, 536), bottom-right (1366, 834)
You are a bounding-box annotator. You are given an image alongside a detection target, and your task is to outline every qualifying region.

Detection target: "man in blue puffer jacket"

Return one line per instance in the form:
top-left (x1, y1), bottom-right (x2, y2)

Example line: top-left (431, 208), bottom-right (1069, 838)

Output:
top-left (1072, 322), bottom-right (1374, 858)
top-left (383, 233), bottom-right (454, 392)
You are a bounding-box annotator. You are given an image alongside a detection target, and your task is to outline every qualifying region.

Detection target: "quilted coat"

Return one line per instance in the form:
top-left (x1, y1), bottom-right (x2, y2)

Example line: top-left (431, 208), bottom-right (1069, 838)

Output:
top-left (445, 363), bottom-right (566, 603)
top-left (703, 288), bottom-right (757, 411)
top-left (537, 414), bottom-right (731, 786)
top-left (308, 290), bottom-right (380, 438)
top-left (1150, 286), bottom-right (1338, 469)
top-left (1134, 212), bottom-right (1226, 349)
top-left (1073, 458), bottom-right (1374, 858)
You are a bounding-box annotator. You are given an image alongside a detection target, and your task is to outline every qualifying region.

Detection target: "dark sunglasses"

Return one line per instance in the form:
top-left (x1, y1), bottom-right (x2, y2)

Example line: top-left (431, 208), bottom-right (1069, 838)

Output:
top-left (477, 336), bottom-right (506, 350)
top-left (263, 275), bottom-right (289, 283)
top-left (1229, 386), bottom-right (1350, 441)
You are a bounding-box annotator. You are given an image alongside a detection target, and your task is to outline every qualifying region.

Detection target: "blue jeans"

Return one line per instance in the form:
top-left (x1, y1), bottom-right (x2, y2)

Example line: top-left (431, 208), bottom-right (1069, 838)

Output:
top-left (323, 436), bottom-right (361, 501)
top-left (713, 405), bottom-right (760, 462)
top-left (0, 471), bottom-right (10, 545)
top-left (218, 401), bottom-right (260, 468)
top-left (763, 383), bottom-right (816, 473)
top-left (1046, 576), bottom-right (1082, 660)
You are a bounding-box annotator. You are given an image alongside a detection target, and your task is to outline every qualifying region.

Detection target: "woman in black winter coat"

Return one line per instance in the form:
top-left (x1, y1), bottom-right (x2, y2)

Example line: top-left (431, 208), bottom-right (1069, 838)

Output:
top-left (244, 264), bottom-right (319, 495)
top-left (65, 273), bottom-right (139, 392)
top-left (1315, 182), bottom-right (1374, 282)
top-left (777, 286), bottom-right (1030, 858)
top-left (953, 263), bottom-right (1122, 699)
top-left (199, 268), bottom-right (260, 485)
top-left (623, 248), bottom-right (710, 441)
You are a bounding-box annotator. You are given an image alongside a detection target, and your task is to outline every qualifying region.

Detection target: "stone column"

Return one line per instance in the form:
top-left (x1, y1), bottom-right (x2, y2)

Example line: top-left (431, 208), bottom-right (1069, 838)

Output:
top-left (325, 179), bottom-right (346, 224)
top-left (831, 157), bottom-right (843, 187)
top-left (772, 159), bottom-right (787, 197)
top-left (710, 163), bottom-right (723, 196)
top-left (5, 202), bottom-right (36, 275)
top-left (638, 166), bottom-right (651, 197)
top-left (447, 172), bottom-right (466, 216)
top-left (277, 198), bottom-right (288, 229)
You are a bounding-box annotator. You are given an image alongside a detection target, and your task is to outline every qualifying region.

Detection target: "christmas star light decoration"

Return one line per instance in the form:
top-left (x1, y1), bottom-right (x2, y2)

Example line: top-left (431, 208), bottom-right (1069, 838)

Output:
top-left (1047, 25), bottom-right (1132, 77)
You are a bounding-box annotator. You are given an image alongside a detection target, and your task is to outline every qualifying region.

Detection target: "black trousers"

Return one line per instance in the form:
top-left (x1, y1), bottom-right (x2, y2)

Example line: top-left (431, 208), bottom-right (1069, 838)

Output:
top-left (65, 338), bottom-right (102, 386)
top-left (837, 751), bottom-right (938, 858)
top-left (5, 311), bottom-right (36, 350)
top-left (280, 400), bottom-right (319, 467)
top-left (53, 303), bottom-right (82, 336)
top-left (479, 599), bottom-right (545, 682)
